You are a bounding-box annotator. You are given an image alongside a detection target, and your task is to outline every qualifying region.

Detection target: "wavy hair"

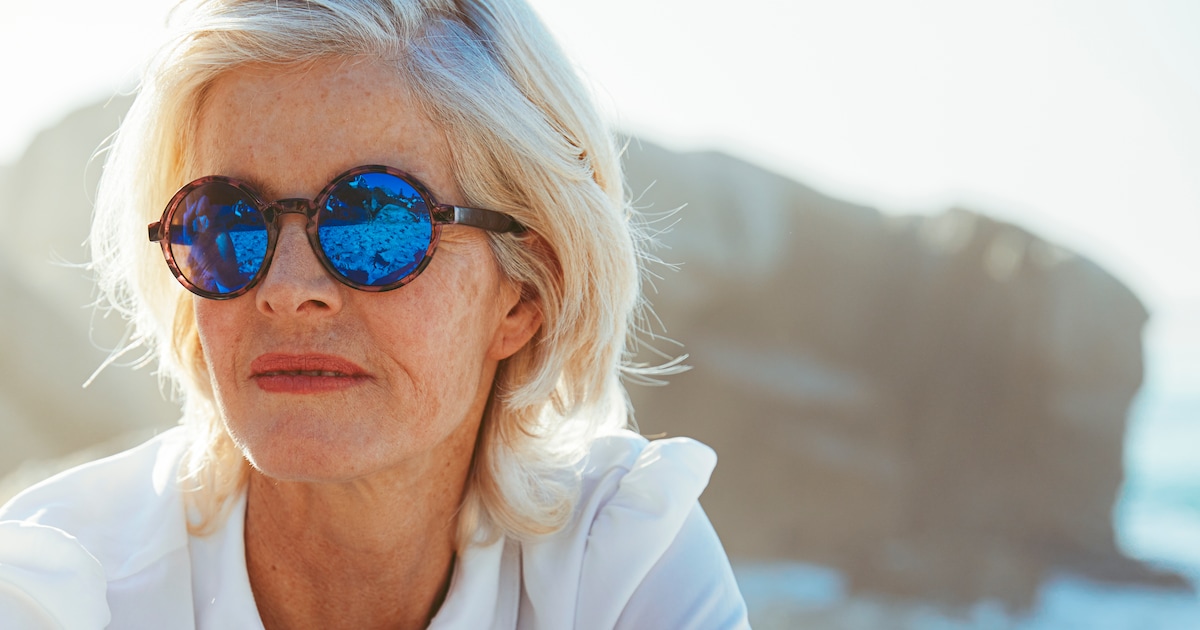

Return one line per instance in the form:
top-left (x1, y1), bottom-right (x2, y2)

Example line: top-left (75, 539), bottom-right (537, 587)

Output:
top-left (91, 0), bottom-right (673, 546)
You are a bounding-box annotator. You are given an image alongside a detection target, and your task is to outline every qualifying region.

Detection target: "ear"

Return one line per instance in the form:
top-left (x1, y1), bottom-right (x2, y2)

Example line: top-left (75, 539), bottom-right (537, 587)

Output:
top-left (488, 286), bottom-right (543, 361)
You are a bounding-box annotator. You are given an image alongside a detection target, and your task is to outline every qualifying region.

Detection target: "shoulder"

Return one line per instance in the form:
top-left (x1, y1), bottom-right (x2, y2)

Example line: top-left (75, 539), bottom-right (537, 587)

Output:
top-left (0, 428), bottom-right (194, 626)
top-left (0, 427), bottom-right (192, 574)
top-left (518, 430), bottom-right (749, 629)
top-left (573, 429), bottom-right (716, 506)
top-left (573, 431), bottom-right (719, 556)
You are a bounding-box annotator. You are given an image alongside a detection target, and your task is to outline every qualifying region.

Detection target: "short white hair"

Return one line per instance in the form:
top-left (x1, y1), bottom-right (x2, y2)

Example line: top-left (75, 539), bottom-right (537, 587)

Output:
top-left (91, 0), bottom-right (673, 545)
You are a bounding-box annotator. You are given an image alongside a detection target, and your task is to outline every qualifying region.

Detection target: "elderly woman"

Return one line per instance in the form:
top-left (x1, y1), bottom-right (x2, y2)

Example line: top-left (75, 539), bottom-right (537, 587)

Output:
top-left (0, 0), bottom-right (747, 628)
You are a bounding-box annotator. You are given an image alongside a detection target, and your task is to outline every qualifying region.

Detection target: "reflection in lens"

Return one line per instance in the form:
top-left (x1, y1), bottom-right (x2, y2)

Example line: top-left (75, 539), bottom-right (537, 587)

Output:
top-left (170, 182), bottom-right (268, 294)
top-left (319, 172), bottom-right (433, 286)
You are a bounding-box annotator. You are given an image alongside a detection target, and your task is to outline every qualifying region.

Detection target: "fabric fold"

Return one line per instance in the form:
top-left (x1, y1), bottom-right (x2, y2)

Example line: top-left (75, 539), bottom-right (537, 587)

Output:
top-left (0, 520), bottom-right (111, 629)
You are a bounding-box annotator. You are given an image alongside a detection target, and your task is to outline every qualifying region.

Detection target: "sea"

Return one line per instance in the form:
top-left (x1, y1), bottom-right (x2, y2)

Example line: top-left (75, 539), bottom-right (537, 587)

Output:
top-left (733, 310), bottom-right (1200, 628)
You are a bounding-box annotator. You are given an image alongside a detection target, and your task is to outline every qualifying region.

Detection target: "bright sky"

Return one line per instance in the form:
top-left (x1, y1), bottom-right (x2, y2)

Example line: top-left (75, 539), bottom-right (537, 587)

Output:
top-left (2, 0), bottom-right (1197, 331)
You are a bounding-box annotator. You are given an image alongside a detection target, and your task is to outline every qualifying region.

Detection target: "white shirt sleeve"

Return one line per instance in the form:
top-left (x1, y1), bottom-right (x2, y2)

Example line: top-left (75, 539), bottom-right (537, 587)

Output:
top-left (0, 428), bottom-right (197, 628)
top-left (0, 520), bottom-right (111, 629)
top-left (614, 505), bottom-right (750, 629)
top-left (521, 432), bottom-right (750, 629)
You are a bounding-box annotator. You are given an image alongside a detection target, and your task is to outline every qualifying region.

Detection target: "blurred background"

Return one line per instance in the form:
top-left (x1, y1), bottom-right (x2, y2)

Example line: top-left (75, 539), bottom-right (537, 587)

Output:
top-left (1, 0), bottom-right (1197, 627)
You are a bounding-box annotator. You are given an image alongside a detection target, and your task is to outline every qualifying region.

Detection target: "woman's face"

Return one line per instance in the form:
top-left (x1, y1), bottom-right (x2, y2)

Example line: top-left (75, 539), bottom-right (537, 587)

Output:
top-left (190, 59), bottom-right (540, 483)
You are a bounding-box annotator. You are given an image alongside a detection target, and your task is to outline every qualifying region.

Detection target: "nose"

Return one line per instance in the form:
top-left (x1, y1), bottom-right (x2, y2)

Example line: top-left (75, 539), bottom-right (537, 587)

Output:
top-left (255, 214), bottom-right (344, 316)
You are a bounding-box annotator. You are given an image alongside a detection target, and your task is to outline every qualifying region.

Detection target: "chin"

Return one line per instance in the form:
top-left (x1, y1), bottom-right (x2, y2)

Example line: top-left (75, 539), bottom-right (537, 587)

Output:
top-left (229, 416), bottom-right (384, 484)
top-left (246, 448), bottom-right (369, 484)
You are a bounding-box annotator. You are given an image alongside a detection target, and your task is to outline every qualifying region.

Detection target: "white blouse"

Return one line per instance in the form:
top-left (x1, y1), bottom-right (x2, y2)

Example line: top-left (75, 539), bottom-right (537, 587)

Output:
top-left (0, 428), bottom-right (749, 629)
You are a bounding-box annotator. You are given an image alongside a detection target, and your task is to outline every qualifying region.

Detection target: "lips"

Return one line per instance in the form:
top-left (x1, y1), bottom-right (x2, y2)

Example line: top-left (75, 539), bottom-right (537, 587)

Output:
top-left (250, 353), bottom-right (368, 394)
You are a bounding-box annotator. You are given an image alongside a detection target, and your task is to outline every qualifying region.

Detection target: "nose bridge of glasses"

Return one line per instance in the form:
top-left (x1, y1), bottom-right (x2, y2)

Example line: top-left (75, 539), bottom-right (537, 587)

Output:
top-left (262, 197), bottom-right (327, 287)
top-left (270, 197), bottom-right (317, 220)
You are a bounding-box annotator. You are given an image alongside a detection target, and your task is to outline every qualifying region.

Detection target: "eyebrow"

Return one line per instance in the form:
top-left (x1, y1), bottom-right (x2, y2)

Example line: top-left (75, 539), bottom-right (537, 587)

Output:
top-left (249, 177), bottom-right (280, 198)
top-left (192, 170), bottom-right (282, 200)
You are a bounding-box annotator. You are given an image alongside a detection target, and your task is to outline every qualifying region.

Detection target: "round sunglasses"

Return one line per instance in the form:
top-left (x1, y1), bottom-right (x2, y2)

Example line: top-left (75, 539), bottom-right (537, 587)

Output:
top-left (148, 165), bottom-right (524, 299)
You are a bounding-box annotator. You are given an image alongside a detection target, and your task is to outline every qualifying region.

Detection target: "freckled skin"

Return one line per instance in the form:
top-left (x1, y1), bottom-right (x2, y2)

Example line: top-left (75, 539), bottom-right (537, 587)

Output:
top-left (190, 59), bottom-right (541, 628)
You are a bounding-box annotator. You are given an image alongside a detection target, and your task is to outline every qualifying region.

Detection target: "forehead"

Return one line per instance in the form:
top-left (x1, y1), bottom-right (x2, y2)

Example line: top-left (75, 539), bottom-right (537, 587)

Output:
top-left (190, 58), bottom-right (457, 201)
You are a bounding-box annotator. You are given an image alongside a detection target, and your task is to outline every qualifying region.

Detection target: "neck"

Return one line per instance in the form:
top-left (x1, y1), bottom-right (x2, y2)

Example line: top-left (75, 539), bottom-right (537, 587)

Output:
top-left (244, 441), bottom-right (473, 629)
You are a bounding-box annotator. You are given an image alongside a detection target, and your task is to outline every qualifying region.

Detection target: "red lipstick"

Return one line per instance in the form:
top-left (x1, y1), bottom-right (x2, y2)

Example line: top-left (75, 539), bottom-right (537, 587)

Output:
top-left (250, 353), bottom-right (368, 394)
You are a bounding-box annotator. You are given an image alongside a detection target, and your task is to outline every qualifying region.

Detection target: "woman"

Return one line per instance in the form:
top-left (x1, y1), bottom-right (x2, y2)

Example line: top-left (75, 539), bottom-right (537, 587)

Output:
top-left (0, 0), bottom-right (747, 628)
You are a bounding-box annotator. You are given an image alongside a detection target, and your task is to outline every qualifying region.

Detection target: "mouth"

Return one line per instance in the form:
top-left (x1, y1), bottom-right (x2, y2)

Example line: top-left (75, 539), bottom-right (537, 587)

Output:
top-left (250, 353), bottom-right (368, 393)
top-left (257, 369), bottom-right (353, 377)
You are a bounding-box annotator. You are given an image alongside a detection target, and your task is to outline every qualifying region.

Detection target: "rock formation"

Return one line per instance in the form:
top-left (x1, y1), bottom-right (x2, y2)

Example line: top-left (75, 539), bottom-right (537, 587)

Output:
top-left (621, 141), bottom-right (1182, 605)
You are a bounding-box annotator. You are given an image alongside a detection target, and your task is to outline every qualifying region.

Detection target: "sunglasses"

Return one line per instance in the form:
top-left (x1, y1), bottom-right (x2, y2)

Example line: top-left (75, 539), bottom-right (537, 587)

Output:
top-left (148, 165), bottom-right (523, 299)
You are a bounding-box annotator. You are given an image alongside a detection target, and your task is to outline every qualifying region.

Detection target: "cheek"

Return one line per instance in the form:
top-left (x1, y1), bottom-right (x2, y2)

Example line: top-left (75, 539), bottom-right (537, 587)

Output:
top-left (366, 266), bottom-right (506, 378)
top-left (193, 298), bottom-right (245, 385)
top-left (369, 287), bottom-right (479, 367)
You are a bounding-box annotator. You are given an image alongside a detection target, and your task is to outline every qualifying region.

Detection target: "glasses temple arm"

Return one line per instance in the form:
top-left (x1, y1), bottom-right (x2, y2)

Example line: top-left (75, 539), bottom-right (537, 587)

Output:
top-left (148, 221), bottom-right (164, 242)
top-left (433, 205), bottom-right (525, 234)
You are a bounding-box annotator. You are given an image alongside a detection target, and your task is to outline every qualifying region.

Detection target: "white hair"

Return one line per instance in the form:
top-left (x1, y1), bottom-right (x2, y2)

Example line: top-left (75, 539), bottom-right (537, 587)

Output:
top-left (90, 0), bottom-right (675, 546)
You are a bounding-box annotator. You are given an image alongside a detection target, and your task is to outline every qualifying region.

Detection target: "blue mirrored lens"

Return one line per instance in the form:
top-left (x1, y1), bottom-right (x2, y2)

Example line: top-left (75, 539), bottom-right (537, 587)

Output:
top-left (318, 172), bottom-right (433, 286)
top-left (170, 182), bottom-right (267, 294)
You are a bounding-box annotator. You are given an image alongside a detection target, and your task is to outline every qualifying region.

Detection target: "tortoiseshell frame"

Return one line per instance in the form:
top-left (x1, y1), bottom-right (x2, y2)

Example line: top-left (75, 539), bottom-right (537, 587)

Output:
top-left (148, 164), bottom-right (524, 300)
